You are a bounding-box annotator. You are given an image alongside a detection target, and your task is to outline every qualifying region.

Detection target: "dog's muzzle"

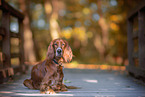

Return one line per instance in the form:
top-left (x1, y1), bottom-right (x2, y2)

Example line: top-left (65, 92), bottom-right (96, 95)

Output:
top-left (56, 47), bottom-right (62, 57)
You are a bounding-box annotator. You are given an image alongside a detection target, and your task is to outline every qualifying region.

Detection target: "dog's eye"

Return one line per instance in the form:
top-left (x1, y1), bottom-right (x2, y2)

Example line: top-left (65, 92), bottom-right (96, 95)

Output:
top-left (54, 43), bottom-right (57, 46)
top-left (62, 44), bottom-right (65, 46)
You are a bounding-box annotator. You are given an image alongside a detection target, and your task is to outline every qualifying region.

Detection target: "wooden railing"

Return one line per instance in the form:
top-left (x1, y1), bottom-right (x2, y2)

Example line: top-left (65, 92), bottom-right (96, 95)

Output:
top-left (127, 1), bottom-right (145, 81)
top-left (0, 0), bottom-right (27, 83)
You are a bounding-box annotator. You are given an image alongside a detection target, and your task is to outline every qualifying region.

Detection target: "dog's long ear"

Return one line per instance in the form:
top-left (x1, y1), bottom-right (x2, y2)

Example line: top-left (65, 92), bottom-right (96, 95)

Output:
top-left (63, 40), bottom-right (73, 63)
top-left (46, 40), bottom-right (54, 60)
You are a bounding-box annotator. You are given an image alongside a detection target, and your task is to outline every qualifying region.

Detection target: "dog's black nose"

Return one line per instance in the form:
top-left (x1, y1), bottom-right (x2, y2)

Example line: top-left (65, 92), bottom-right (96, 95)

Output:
top-left (57, 49), bottom-right (62, 54)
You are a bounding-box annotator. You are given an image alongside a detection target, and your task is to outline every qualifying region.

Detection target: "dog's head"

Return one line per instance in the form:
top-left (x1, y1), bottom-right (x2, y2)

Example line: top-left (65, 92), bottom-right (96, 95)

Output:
top-left (47, 39), bottom-right (73, 63)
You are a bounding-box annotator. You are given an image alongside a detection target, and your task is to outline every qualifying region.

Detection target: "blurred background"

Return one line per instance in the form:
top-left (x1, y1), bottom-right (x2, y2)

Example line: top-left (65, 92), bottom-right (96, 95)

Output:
top-left (2, 0), bottom-right (142, 66)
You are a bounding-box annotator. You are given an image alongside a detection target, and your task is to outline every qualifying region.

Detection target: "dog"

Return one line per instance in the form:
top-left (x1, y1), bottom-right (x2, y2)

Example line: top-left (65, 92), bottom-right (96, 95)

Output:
top-left (23, 38), bottom-right (73, 94)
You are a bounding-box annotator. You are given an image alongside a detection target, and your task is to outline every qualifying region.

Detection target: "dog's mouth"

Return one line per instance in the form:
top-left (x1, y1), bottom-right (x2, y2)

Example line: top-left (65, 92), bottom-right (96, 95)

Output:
top-left (56, 54), bottom-right (62, 57)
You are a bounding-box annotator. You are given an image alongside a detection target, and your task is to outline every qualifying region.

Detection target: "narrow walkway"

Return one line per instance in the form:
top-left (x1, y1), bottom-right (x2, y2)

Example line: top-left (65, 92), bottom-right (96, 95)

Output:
top-left (0, 67), bottom-right (145, 96)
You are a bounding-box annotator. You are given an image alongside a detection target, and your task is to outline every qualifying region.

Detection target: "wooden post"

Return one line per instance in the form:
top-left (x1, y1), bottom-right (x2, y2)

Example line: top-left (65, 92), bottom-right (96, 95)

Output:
top-left (138, 11), bottom-right (145, 69)
top-left (19, 19), bottom-right (25, 73)
top-left (127, 19), bottom-right (134, 67)
top-left (1, 11), bottom-right (11, 68)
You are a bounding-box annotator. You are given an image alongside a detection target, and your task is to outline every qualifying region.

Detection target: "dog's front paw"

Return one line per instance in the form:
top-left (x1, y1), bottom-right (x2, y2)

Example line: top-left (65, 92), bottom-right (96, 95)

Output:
top-left (40, 89), bottom-right (56, 94)
top-left (46, 89), bottom-right (56, 94)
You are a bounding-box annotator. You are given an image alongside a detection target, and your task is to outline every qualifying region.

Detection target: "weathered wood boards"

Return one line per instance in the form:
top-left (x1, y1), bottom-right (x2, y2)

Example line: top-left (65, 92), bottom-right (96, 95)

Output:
top-left (0, 0), bottom-right (27, 83)
top-left (127, 2), bottom-right (145, 81)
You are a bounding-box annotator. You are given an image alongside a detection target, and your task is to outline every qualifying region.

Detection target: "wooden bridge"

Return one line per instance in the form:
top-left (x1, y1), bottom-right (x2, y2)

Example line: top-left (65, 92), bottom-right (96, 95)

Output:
top-left (0, 0), bottom-right (28, 83)
top-left (0, 0), bottom-right (145, 96)
top-left (127, 1), bottom-right (145, 81)
top-left (0, 67), bottom-right (145, 96)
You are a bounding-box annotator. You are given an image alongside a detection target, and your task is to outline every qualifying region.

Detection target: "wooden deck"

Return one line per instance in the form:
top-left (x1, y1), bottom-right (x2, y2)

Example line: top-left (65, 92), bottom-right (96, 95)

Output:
top-left (0, 67), bottom-right (145, 97)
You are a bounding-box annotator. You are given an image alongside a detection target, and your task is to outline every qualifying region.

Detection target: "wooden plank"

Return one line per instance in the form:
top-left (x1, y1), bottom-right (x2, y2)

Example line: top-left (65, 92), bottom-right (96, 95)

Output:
top-left (18, 19), bottom-right (25, 73)
top-left (11, 53), bottom-right (20, 58)
top-left (0, 0), bottom-right (2, 6)
top-left (128, 1), bottom-right (145, 19)
top-left (126, 65), bottom-right (145, 78)
top-left (1, 11), bottom-right (11, 68)
top-left (132, 51), bottom-right (138, 59)
top-left (0, 67), bottom-right (17, 83)
top-left (127, 19), bottom-right (135, 67)
top-left (0, 52), bottom-right (5, 69)
top-left (0, 64), bottom-right (28, 83)
top-left (138, 11), bottom-right (145, 69)
top-left (0, 67), bottom-right (14, 78)
top-left (19, 20), bottom-right (24, 67)
top-left (132, 31), bottom-right (138, 39)
top-left (0, 27), bottom-right (5, 36)
top-left (0, 0), bottom-right (24, 20)
top-left (11, 32), bottom-right (19, 38)
top-left (0, 52), bottom-right (2, 68)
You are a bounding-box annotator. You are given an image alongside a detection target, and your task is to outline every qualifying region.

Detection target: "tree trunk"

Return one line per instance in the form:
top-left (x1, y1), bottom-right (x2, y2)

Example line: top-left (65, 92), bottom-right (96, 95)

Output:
top-left (44, 0), bottom-right (60, 40)
top-left (19, 0), bottom-right (36, 63)
top-left (94, 0), bottom-right (109, 62)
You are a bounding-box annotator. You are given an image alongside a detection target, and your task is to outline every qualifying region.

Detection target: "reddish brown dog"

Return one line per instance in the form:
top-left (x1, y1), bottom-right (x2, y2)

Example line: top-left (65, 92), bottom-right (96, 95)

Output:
top-left (23, 39), bottom-right (73, 94)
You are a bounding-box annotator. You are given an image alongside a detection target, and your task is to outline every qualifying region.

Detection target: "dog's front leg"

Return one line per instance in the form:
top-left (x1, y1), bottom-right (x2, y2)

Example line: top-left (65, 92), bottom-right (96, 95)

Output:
top-left (40, 73), bottom-right (56, 94)
top-left (58, 66), bottom-right (68, 91)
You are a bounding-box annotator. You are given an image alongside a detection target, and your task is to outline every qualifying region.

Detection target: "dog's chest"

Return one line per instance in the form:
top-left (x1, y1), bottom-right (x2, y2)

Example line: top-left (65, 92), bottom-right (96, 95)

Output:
top-left (49, 68), bottom-right (60, 85)
top-left (54, 72), bottom-right (60, 84)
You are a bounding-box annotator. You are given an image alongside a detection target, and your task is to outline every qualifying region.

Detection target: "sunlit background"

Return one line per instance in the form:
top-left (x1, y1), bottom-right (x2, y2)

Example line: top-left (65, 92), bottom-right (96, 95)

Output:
top-left (1, 0), bottom-right (142, 67)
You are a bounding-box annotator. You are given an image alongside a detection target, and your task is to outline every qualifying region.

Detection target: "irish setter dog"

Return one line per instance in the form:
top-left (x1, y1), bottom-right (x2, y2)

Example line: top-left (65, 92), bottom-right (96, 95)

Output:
top-left (23, 39), bottom-right (73, 94)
